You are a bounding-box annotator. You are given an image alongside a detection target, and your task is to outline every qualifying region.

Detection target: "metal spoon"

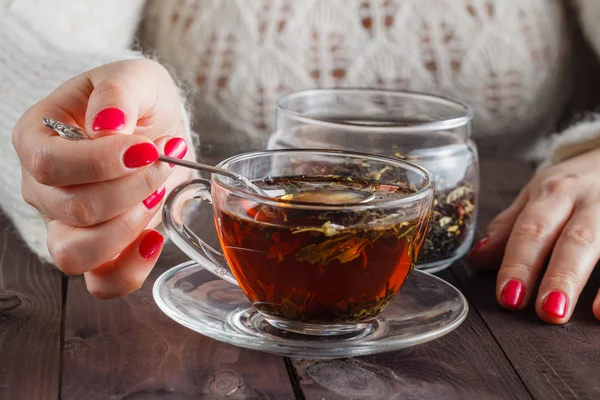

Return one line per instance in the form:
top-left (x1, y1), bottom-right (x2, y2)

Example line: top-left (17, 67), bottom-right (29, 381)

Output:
top-left (41, 118), bottom-right (269, 197)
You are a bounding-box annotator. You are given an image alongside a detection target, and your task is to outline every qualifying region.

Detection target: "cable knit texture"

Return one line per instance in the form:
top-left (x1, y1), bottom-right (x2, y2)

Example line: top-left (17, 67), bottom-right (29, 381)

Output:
top-left (139, 0), bottom-right (571, 157)
top-left (1, 0), bottom-right (600, 262)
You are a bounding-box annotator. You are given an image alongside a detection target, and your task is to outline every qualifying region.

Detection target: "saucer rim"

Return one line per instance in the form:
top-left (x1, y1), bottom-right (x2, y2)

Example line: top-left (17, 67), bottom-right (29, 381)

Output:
top-left (152, 260), bottom-right (469, 358)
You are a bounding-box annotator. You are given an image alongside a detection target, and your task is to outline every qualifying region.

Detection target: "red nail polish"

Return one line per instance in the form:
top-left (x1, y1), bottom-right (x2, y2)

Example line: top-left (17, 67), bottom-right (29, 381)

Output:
top-left (469, 237), bottom-right (489, 264)
top-left (542, 291), bottom-right (567, 318)
top-left (142, 186), bottom-right (166, 209)
top-left (501, 280), bottom-right (525, 309)
top-left (92, 107), bottom-right (126, 131)
top-left (164, 137), bottom-right (187, 167)
top-left (123, 143), bottom-right (159, 168)
top-left (471, 237), bottom-right (489, 254)
top-left (139, 230), bottom-right (164, 259)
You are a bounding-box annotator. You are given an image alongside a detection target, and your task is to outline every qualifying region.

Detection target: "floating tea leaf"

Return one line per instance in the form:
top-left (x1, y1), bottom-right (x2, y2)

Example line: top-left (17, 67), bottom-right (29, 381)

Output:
top-left (294, 235), bottom-right (370, 265)
top-left (293, 221), bottom-right (344, 237)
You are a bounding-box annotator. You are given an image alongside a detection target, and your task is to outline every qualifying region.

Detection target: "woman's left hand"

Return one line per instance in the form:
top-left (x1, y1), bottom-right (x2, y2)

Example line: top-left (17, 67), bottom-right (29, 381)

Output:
top-left (470, 148), bottom-right (600, 324)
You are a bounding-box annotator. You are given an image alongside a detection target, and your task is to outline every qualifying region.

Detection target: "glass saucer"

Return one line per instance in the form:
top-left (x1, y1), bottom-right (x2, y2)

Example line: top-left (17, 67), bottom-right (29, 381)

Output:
top-left (153, 260), bottom-right (468, 359)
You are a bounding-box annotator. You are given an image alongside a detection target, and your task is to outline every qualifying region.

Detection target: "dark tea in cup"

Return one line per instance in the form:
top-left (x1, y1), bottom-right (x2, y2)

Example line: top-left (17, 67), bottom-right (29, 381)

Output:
top-left (213, 174), bottom-right (431, 333)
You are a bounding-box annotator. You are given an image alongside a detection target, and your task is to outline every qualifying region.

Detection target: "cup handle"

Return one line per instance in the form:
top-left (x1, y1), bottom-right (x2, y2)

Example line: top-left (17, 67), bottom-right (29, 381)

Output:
top-left (162, 178), bottom-right (239, 286)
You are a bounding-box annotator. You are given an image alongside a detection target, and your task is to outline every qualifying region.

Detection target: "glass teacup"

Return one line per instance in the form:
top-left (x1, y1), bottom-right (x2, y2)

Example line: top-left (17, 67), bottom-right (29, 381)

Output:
top-left (163, 149), bottom-right (434, 336)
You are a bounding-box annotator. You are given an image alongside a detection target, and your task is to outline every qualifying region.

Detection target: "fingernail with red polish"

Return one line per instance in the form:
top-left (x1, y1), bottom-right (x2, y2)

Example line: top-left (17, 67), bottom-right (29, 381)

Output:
top-left (471, 237), bottom-right (489, 254)
top-left (123, 143), bottom-right (159, 168)
top-left (501, 280), bottom-right (525, 309)
top-left (92, 107), bottom-right (126, 131)
top-left (142, 186), bottom-right (166, 209)
top-left (542, 291), bottom-right (567, 318)
top-left (469, 237), bottom-right (489, 264)
top-left (164, 137), bottom-right (188, 167)
top-left (139, 230), bottom-right (164, 259)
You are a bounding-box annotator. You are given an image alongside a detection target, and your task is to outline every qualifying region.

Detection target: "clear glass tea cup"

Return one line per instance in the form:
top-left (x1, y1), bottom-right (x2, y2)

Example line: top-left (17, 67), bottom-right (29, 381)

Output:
top-left (162, 149), bottom-right (434, 336)
top-left (268, 89), bottom-right (478, 273)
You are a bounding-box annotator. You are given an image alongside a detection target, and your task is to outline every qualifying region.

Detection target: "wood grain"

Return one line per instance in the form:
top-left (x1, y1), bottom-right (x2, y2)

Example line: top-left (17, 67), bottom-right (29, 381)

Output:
top-left (453, 160), bottom-right (600, 399)
top-left (0, 213), bottom-right (63, 400)
top-left (290, 269), bottom-right (530, 400)
top-left (60, 213), bottom-right (296, 400)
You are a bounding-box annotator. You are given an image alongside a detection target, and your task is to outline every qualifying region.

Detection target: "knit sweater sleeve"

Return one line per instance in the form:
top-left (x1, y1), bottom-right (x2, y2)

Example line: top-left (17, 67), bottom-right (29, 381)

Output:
top-left (0, 11), bottom-right (196, 263)
top-left (531, 0), bottom-right (600, 168)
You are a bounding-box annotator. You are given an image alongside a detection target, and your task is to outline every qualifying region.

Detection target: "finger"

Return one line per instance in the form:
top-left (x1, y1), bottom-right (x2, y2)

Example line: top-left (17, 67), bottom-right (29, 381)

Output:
top-left (469, 189), bottom-right (529, 269)
top-left (593, 289), bottom-right (600, 321)
top-left (84, 59), bottom-right (182, 139)
top-left (84, 229), bottom-right (164, 299)
top-left (24, 135), bottom-right (184, 226)
top-left (496, 177), bottom-right (577, 311)
top-left (16, 118), bottom-right (160, 187)
top-left (46, 190), bottom-right (166, 276)
top-left (535, 205), bottom-right (600, 323)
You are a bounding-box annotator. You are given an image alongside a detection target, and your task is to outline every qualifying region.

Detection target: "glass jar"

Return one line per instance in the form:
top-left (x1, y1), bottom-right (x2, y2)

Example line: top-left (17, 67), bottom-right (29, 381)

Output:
top-left (267, 89), bottom-right (478, 273)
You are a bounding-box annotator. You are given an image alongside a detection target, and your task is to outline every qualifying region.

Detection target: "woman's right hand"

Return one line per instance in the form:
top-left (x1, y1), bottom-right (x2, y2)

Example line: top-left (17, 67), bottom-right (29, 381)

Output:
top-left (12, 59), bottom-right (192, 299)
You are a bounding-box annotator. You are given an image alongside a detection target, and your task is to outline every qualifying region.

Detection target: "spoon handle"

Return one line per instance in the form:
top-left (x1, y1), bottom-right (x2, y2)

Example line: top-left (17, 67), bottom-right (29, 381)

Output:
top-left (157, 155), bottom-right (239, 180)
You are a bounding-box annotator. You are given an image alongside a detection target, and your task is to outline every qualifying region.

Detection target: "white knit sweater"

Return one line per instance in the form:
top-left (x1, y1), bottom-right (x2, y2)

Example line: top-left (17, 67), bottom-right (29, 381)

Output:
top-left (2, 0), bottom-right (600, 262)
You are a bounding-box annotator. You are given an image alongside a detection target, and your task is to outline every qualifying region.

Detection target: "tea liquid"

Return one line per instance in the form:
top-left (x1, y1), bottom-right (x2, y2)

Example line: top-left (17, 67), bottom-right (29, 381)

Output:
top-left (214, 176), bottom-right (428, 324)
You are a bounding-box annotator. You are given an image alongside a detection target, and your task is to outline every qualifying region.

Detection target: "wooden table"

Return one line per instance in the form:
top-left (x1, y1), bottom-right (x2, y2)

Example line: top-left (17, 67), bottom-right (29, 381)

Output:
top-left (1, 159), bottom-right (600, 400)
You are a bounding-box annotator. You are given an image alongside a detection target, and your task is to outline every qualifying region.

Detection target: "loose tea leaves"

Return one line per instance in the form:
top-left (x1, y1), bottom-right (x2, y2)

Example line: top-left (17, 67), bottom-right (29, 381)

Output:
top-left (270, 281), bottom-right (399, 323)
top-left (386, 146), bottom-right (478, 265)
top-left (417, 181), bottom-right (475, 263)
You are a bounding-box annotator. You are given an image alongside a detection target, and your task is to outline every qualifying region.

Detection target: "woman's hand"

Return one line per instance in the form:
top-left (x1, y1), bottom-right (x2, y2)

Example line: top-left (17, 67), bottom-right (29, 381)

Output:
top-left (12, 59), bottom-right (192, 299)
top-left (470, 148), bottom-right (600, 324)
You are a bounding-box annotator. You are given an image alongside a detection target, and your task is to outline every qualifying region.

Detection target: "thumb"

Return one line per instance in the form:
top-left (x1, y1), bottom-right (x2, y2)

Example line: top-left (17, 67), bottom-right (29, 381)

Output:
top-left (84, 79), bottom-right (139, 138)
top-left (88, 106), bottom-right (130, 138)
top-left (83, 60), bottom-right (180, 139)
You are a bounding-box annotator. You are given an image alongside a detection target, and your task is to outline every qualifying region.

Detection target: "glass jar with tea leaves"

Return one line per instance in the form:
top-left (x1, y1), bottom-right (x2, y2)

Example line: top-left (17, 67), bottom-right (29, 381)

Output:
top-left (267, 89), bottom-right (478, 273)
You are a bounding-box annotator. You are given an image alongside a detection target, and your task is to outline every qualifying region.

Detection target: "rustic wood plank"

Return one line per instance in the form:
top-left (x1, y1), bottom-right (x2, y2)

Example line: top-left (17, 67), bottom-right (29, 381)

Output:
top-left (0, 212), bottom-right (63, 400)
top-left (60, 211), bottom-right (296, 400)
top-left (453, 159), bottom-right (600, 399)
top-left (290, 269), bottom-right (530, 400)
